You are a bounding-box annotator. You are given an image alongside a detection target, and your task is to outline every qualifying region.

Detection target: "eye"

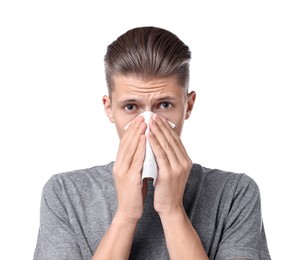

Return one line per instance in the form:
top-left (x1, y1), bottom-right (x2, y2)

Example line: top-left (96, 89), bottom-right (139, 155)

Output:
top-left (123, 104), bottom-right (138, 112)
top-left (158, 102), bottom-right (173, 109)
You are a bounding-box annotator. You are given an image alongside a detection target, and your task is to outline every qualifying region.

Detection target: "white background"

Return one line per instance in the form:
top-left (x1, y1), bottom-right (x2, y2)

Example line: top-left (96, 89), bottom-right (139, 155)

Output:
top-left (0, 1), bottom-right (304, 259)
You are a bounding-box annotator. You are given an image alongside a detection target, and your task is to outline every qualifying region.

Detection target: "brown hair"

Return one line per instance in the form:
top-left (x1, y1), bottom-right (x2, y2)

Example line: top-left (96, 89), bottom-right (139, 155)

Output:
top-left (104, 26), bottom-right (191, 95)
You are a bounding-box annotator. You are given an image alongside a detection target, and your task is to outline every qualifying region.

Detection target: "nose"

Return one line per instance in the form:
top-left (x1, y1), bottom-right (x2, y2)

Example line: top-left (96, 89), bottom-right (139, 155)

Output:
top-left (139, 108), bottom-right (156, 116)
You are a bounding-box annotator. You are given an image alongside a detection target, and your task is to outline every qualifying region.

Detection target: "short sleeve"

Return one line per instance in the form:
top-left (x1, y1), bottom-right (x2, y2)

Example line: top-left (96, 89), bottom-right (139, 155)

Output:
top-left (215, 174), bottom-right (271, 260)
top-left (33, 175), bottom-right (83, 260)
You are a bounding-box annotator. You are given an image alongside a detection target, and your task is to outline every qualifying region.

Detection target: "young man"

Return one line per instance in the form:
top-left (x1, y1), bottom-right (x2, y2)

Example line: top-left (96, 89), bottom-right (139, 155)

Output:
top-left (34, 26), bottom-right (271, 259)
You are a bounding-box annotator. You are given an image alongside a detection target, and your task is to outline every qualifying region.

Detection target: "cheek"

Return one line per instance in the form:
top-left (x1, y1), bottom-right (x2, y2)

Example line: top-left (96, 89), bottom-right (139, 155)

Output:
top-left (173, 122), bottom-right (184, 137)
top-left (114, 116), bottom-right (135, 140)
top-left (165, 115), bottom-right (185, 137)
top-left (158, 107), bottom-right (186, 122)
top-left (115, 124), bottom-right (125, 139)
top-left (172, 112), bottom-right (186, 130)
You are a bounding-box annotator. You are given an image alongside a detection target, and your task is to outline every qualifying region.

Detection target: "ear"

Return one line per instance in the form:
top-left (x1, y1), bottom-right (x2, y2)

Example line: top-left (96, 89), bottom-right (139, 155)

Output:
top-left (102, 95), bottom-right (115, 123)
top-left (185, 91), bottom-right (196, 120)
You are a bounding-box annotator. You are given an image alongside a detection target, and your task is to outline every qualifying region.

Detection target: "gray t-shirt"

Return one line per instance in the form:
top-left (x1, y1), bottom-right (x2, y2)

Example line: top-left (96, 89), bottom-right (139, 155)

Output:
top-left (34, 162), bottom-right (271, 260)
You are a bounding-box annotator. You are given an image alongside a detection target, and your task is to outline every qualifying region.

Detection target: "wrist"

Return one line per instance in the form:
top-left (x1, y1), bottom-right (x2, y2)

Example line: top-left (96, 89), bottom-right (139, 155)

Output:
top-left (113, 210), bottom-right (141, 227)
top-left (158, 205), bottom-right (187, 222)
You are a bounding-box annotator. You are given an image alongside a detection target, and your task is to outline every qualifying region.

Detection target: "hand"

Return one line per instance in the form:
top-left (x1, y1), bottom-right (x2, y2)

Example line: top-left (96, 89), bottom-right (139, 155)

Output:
top-left (113, 116), bottom-right (148, 223)
top-left (148, 114), bottom-right (192, 216)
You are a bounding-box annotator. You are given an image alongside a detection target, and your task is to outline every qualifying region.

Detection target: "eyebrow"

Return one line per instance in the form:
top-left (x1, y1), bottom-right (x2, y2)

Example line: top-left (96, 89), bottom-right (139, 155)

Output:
top-left (118, 96), bottom-right (178, 104)
top-left (154, 96), bottom-right (178, 102)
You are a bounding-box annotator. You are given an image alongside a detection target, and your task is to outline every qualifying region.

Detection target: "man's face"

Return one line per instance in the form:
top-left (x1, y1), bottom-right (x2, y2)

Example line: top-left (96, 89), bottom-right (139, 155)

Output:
top-left (103, 75), bottom-right (195, 139)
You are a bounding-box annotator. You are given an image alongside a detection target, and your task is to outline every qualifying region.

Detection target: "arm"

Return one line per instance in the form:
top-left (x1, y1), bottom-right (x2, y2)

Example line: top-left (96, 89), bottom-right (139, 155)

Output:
top-left (149, 114), bottom-right (209, 260)
top-left (215, 174), bottom-right (271, 260)
top-left (159, 209), bottom-right (209, 260)
top-left (92, 213), bottom-right (138, 260)
top-left (93, 116), bottom-right (147, 259)
top-left (34, 176), bottom-right (83, 260)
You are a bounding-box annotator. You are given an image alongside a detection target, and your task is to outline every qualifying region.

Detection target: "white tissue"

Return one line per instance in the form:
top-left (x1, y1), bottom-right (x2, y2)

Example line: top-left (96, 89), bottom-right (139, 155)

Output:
top-left (141, 111), bottom-right (158, 185)
top-left (124, 111), bottom-right (175, 186)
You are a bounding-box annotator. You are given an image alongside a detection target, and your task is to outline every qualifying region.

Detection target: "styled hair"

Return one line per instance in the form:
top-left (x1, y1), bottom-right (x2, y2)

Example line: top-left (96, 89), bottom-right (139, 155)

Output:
top-left (104, 26), bottom-right (191, 95)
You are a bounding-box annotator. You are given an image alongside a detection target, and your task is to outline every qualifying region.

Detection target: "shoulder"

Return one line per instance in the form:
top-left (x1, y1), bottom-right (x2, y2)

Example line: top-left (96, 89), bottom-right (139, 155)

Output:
top-left (189, 163), bottom-right (260, 197)
top-left (42, 162), bottom-right (114, 199)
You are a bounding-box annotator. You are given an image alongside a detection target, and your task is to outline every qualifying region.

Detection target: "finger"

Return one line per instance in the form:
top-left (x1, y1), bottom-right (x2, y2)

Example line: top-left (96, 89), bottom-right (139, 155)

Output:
top-left (147, 131), bottom-right (171, 172)
top-left (116, 117), bottom-right (146, 170)
top-left (117, 118), bottom-right (145, 163)
top-left (153, 115), bottom-right (189, 165)
top-left (149, 115), bottom-right (179, 166)
top-left (129, 134), bottom-right (146, 176)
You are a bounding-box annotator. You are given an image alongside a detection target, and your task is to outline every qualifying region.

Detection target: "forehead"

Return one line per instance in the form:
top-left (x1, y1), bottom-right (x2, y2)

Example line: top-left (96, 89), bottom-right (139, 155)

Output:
top-left (111, 75), bottom-right (185, 97)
